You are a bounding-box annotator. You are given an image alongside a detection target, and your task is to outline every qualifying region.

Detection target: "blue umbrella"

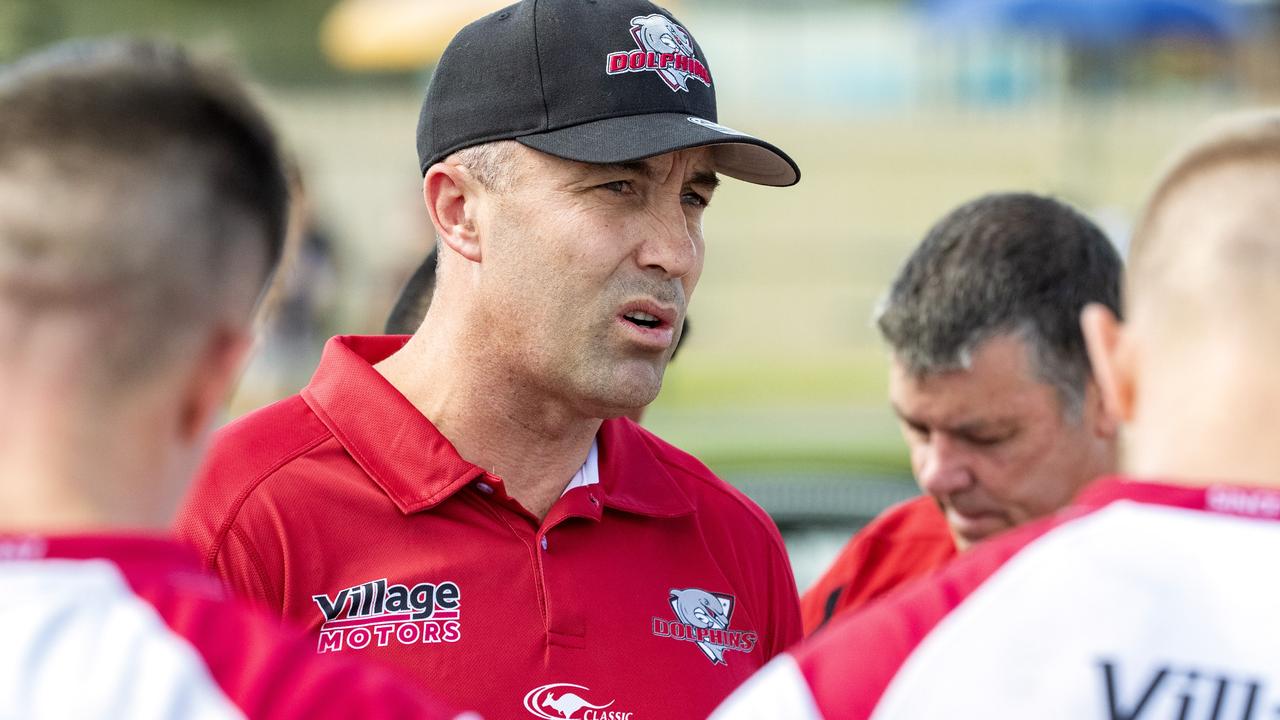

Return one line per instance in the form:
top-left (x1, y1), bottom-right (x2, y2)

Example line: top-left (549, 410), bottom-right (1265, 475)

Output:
top-left (923, 0), bottom-right (1246, 46)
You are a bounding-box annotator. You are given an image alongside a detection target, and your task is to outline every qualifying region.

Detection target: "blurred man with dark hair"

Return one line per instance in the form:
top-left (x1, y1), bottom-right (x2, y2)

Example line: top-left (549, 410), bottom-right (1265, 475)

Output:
top-left (385, 248), bottom-right (441, 337)
top-left (801, 193), bottom-right (1122, 634)
top-left (0, 38), bottom-right (463, 719)
top-left (717, 110), bottom-right (1280, 720)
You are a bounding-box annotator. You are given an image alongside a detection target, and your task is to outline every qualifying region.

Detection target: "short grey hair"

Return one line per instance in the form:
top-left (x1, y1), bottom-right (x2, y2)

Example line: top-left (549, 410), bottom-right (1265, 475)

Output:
top-left (449, 140), bottom-right (520, 192)
top-left (876, 193), bottom-right (1124, 418)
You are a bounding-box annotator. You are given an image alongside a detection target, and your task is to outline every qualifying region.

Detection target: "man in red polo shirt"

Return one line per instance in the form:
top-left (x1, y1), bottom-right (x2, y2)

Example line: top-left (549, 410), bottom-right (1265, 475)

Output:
top-left (176, 1), bottom-right (803, 717)
top-left (715, 113), bottom-right (1280, 719)
top-left (801, 193), bottom-right (1122, 634)
top-left (0, 39), bottom-right (462, 719)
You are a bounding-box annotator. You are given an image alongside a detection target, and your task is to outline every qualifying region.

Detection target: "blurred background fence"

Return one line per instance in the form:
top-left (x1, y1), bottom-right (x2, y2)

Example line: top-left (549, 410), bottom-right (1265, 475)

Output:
top-left (6, 0), bottom-right (1278, 588)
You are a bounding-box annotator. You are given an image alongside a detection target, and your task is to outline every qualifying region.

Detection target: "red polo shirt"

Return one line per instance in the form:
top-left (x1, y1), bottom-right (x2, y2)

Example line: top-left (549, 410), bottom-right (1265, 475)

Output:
top-left (798, 496), bottom-right (955, 635)
top-left (176, 335), bottom-right (802, 719)
top-left (0, 534), bottom-right (463, 719)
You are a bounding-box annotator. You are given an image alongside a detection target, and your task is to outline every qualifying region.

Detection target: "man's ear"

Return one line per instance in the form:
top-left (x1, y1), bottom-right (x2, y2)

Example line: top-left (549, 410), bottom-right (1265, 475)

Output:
top-left (424, 164), bottom-right (483, 263)
top-left (176, 327), bottom-right (254, 445)
top-left (1081, 303), bottom-right (1137, 425)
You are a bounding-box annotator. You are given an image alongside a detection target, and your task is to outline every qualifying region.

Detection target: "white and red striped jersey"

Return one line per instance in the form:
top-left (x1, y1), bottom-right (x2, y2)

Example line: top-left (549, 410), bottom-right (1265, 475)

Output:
top-left (713, 477), bottom-right (1280, 720)
top-left (0, 534), bottom-right (473, 719)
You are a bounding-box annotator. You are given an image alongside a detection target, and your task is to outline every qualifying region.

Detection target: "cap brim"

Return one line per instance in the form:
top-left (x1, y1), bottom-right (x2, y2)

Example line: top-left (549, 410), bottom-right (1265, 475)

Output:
top-left (516, 113), bottom-right (799, 187)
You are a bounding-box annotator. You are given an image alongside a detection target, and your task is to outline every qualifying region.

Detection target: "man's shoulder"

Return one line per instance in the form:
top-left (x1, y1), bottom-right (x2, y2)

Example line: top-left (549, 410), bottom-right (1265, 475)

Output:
top-left (144, 575), bottom-right (460, 719)
top-left (622, 422), bottom-right (803, 655)
top-left (175, 394), bottom-right (334, 558)
top-left (799, 495), bottom-right (955, 634)
top-left (629, 422), bottom-right (779, 539)
top-left (208, 393), bottom-right (334, 475)
top-left (4, 537), bottom-right (461, 720)
top-left (791, 481), bottom-right (1280, 717)
top-left (836, 494), bottom-right (955, 585)
top-left (791, 505), bottom-right (1090, 718)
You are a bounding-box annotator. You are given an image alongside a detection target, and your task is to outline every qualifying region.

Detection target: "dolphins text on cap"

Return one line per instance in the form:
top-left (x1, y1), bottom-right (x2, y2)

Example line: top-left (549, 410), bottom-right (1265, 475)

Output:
top-left (604, 14), bottom-right (712, 92)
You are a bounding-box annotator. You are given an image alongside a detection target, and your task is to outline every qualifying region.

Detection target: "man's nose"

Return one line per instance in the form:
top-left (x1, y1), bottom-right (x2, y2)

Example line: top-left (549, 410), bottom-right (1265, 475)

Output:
top-left (635, 197), bottom-right (699, 280)
top-left (915, 435), bottom-right (973, 498)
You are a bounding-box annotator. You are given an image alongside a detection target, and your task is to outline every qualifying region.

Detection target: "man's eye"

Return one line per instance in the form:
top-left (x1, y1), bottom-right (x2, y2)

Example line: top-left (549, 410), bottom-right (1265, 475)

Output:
top-left (600, 180), bottom-right (633, 194)
top-left (682, 191), bottom-right (709, 208)
top-left (966, 434), bottom-right (1007, 447)
top-left (903, 422), bottom-right (929, 440)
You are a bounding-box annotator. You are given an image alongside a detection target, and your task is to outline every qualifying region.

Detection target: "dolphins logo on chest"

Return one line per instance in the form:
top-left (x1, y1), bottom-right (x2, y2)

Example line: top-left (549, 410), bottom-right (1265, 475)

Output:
top-left (651, 587), bottom-right (759, 665)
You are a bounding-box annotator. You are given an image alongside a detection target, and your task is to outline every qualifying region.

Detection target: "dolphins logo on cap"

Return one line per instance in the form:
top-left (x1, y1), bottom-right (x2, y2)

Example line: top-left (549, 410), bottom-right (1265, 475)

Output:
top-left (604, 14), bottom-right (713, 92)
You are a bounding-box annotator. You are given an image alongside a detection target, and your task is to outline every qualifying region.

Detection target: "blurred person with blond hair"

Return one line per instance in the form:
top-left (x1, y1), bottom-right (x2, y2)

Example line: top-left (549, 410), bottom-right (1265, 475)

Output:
top-left (0, 38), bottom-right (466, 719)
top-left (716, 111), bottom-right (1280, 719)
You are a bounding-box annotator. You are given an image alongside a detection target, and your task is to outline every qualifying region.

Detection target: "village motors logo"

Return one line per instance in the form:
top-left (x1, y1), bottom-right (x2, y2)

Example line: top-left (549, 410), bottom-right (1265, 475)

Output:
top-left (311, 577), bottom-right (461, 653)
top-left (604, 14), bottom-right (711, 92)
top-left (652, 588), bottom-right (757, 665)
top-left (523, 683), bottom-right (633, 720)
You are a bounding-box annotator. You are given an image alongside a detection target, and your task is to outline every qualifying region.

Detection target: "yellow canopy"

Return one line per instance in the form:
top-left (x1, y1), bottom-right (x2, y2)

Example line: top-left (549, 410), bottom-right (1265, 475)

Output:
top-left (322, 0), bottom-right (682, 72)
top-left (321, 0), bottom-right (512, 71)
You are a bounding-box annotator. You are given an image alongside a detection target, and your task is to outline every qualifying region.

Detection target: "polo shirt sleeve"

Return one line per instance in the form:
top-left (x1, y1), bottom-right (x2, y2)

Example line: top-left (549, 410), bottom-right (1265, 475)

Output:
top-left (174, 425), bottom-right (293, 613)
top-left (763, 525), bottom-right (804, 658)
top-left (209, 517), bottom-right (283, 610)
top-left (752, 513), bottom-right (1072, 718)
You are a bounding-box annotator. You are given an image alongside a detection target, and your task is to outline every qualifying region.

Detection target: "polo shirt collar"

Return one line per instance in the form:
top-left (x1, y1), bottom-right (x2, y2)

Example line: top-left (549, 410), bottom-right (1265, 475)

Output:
top-left (560, 441), bottom-right (600, 497)
top-left (302, 336), bottom-right (695, 519)
top-left (595, 415), bottom-right (696, 518)
top-left (302, 335), bottom-right (486, 514)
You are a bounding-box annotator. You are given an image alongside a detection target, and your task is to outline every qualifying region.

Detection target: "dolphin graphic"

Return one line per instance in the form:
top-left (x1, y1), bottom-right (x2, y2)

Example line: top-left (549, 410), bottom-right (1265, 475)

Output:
top-left (630, 14), bottom-right (698, 91)
top-left (670, 588), bottom-right (732, 664)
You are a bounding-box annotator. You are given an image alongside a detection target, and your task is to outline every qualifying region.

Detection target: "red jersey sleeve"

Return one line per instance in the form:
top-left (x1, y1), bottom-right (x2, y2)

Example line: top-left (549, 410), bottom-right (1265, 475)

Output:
top-left (791, 511), bottom-right (1069, 718)
top-left (799, 496), bottom-right (955, 636)
top-left (763, 514), bottom-right (804, 658)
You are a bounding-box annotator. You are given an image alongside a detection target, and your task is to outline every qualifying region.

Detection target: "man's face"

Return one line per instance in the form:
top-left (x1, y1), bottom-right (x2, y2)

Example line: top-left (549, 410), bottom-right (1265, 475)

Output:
top-left (473, 144), bottom-right (717, 416)
top-left (889, 333), bottom-right (1113, 550)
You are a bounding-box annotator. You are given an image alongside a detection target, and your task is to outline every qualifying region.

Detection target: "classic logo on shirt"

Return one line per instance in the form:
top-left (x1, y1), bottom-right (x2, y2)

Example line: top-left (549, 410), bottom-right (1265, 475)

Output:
top-left (604, 14), bottom-right (711, 92)
top-left (651, 587), bottom-right (757, 665)
top-left (523, 683), bottom-right (633, 720)
top-left (311, 577), bottom-right (461, 653)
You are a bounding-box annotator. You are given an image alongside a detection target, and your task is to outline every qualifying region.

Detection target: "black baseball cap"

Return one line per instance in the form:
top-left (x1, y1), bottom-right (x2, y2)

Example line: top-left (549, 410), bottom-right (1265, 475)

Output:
top-left (416, 0), bottom-right (799, 187)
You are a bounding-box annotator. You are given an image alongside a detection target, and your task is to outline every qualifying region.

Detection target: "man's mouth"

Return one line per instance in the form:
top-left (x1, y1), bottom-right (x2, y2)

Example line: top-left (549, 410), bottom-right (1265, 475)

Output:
top-left (945, 507), bottom-right (1010, 544)
top-left (623, 311), bottom-right (662, 330)
top-left (616, 301), bottom-right (677, 350)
